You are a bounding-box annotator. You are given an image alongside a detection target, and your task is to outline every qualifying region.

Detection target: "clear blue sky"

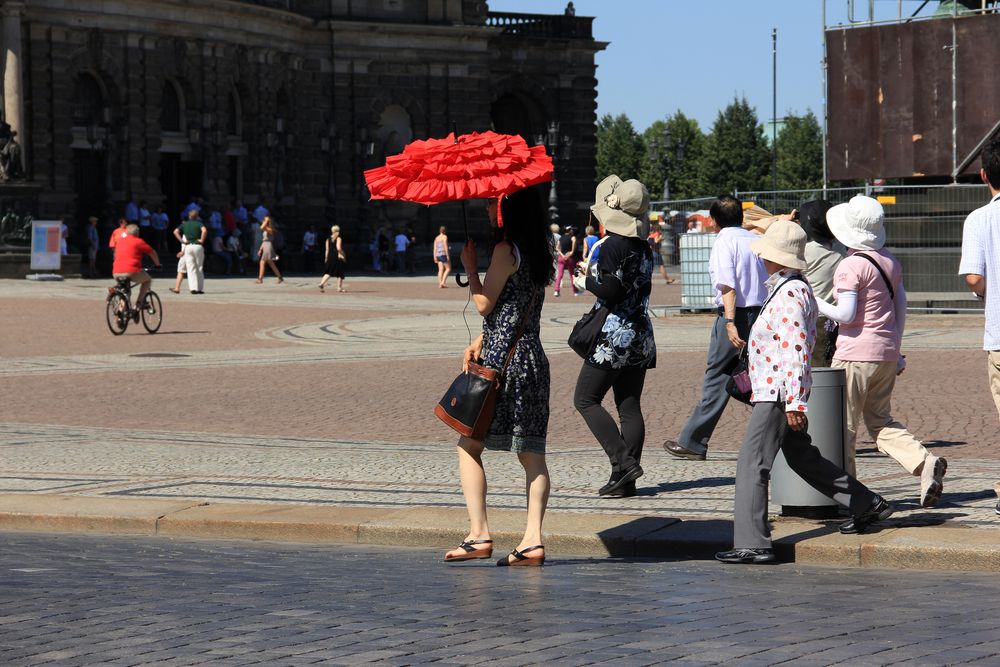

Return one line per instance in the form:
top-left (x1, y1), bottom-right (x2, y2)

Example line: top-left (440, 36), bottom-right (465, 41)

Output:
top-left (489, 0), bottom-right (937, 134)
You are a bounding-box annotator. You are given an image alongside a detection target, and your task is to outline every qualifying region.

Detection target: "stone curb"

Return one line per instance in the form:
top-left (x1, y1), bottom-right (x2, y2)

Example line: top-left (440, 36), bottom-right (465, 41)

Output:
top-left (0, 494), bottom-right (998, 571)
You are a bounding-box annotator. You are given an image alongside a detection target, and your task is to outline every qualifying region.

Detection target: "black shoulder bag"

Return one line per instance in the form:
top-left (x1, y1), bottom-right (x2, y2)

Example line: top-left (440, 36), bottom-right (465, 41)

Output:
top-left (824, 253), bottom-right (895, 361)
top-left (435, 291), bottom-right (538, 442)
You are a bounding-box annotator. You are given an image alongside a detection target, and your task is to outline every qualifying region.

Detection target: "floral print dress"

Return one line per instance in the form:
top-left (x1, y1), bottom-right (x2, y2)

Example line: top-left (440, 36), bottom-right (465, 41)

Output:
top-left (584, 235), bottom-right (657, 370)
top-left (480, 244), bottom-right (549, 453)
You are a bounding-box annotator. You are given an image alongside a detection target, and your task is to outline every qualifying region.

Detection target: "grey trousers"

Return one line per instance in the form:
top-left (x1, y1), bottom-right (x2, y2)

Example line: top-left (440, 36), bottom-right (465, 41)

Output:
top-left (733, 401), bottom-right (877, 549)
top-left (678, 308), bottom-right (758, 454)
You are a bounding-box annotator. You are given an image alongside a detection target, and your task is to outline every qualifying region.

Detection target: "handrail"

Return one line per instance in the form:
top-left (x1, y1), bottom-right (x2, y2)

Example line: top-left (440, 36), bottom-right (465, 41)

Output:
top-left (953, 117), bottom-right (1000, 178)
top-left (485, 11), bottom-right (593, 39)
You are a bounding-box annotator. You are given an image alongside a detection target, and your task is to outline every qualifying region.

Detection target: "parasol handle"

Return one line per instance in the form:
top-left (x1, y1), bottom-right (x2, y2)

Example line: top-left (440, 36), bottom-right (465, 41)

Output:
top-left (455, 272), bottom-right (469, 287)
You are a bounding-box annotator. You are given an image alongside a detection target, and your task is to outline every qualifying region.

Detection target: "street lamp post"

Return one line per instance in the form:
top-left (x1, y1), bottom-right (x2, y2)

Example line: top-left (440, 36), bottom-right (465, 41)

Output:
top-left (661, 126), bottom-right (672, 202)
top-left (536, 121), bottom-right (570, 225)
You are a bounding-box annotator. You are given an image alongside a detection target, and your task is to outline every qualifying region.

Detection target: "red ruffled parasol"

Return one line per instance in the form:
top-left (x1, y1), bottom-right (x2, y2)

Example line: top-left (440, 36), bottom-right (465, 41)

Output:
top-left (363, 131), bottom-right (553, 205)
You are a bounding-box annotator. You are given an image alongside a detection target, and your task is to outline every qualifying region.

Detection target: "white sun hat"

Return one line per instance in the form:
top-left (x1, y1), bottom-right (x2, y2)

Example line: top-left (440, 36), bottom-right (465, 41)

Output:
top-left (826, 194), bottom-right (886, 251)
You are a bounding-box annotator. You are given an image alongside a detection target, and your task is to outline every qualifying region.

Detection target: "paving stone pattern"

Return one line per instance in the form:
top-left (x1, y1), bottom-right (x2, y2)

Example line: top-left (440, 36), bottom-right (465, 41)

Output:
top-left (2, 533), bottom-right (1000, 666)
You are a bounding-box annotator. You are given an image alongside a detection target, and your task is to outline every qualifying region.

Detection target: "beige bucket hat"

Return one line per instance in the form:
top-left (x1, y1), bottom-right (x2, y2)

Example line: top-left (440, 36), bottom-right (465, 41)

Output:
top-left (591, 174), bottom-right (649, 239)
top-left (750, 218), bottom-right (808, 270)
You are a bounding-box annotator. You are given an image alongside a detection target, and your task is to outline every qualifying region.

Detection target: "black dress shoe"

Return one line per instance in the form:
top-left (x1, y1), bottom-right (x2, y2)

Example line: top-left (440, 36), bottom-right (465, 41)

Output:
top-left (598, 474), bottom-right (619, 496)
top-left (840, 495), bottom-right (894, 534)
top-left (715, 547), bottom-right (776, 564)
top-left (662, 440), bottom-right (706, 461)
top-left (604, 481), bottom-right (636, 498)
top-left (599, 464), bottom-right (643, 496)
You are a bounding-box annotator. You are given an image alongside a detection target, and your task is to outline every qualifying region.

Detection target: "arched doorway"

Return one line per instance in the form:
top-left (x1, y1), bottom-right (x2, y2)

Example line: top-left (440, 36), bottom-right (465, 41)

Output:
top-left (491, 92), bottom-right (545, 146)
top-left (158, 79), bottom-right (202, 222)
top-left (70, 73), bottom-right (110, 238)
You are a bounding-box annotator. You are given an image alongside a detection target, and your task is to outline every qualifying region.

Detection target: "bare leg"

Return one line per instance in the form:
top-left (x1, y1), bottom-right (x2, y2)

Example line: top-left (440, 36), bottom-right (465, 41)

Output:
top-left (267, 259), bottom-right (283, 281)
top-left (319, 273), bottom-right (330, 289)
top-left (444, 436), bottom-right (491, 559)
top-left (173, 273), bottom-right (183, 292)
top-left (502, 451), bottom-right (549, 562)
top-left (337, 276), bottom-right (344, 292)
top-left (257, 259), bottom-right (265, 282)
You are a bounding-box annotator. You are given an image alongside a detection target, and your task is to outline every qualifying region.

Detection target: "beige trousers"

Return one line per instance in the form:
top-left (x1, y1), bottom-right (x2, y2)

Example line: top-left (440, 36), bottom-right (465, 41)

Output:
top-left (832, 359), bottom-right (930, 477)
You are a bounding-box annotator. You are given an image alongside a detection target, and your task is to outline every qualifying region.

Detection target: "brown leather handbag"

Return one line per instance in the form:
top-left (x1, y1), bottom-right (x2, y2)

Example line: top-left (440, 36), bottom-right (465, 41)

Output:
top-left (435, 292), bottom-right (537, 441)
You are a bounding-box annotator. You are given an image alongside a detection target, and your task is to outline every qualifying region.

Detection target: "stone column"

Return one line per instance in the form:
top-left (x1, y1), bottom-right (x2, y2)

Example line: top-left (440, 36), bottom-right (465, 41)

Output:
top-left (2, 1), bottom-right (26, 170)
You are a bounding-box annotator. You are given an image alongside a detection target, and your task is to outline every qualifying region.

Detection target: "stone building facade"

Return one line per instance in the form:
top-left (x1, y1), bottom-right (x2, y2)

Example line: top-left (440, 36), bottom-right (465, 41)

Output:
top-left (1, 0), bottom-right (604, 257)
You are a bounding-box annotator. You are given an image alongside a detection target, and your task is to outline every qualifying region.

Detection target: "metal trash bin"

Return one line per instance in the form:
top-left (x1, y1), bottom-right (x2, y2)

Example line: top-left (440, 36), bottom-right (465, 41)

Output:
top-left (771, 367), bottom-right (847, 519)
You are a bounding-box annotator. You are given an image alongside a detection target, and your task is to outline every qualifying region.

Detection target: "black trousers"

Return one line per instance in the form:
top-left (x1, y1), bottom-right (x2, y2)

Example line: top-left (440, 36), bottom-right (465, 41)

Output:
top-left (574, 363), bottom-right (647, 475)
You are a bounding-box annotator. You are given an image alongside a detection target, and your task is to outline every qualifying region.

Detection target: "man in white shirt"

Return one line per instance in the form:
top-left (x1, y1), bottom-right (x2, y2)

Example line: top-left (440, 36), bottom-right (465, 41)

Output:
top-left (663, 195), bottom-right (769, 460)
top-left (958, 137), bottom-right (1000, 515)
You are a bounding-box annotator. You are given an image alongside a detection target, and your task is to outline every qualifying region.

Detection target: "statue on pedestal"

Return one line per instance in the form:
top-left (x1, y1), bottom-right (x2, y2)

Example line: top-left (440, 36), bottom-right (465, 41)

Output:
top-left (0, 121), bottom-right (24, 182)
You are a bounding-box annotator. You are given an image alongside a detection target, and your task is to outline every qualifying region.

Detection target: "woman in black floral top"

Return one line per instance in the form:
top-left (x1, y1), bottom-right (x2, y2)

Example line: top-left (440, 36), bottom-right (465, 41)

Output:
top-left (443, 185), bottom-right (556, 567)
top-left (573, 175), bottom-right (656, 497)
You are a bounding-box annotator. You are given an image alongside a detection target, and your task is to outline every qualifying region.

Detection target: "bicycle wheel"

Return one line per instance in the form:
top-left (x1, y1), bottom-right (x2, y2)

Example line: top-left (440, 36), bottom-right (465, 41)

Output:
top-left (140, 290), bottom-right (162, 334)
top-left (106, 293), bottom-right (129, 335)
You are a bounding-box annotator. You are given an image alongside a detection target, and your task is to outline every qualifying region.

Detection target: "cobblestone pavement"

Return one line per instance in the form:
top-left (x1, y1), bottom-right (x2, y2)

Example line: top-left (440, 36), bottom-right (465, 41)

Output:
top-left (2, 421), bottom-right (997, 529)
top-left (1, 276), bottom-right (997, 530)
top-left (2, 532), bottom-right (1000, 666)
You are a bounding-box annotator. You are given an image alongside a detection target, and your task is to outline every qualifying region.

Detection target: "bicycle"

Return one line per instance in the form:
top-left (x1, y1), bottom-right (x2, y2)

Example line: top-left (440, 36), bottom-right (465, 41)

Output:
top-left (106, 274), bottom-right (163, 335)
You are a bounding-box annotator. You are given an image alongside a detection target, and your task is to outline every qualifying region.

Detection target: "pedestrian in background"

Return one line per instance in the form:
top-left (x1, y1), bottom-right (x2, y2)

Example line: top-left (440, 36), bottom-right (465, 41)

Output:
top-left (817, 195), bottom-right (946, 508)
top-left (256, 215), bottom-right (284, 284)
top-left (394, 228), bottom-right (409, 274)
top-left (405, 227), bottom-right (417, 275)
top-left (109, 217), bottom-right (128, 256)
top-left (302, 224), bottom-right (318, 274)
top-left (663, 194), bottom-right (768, 460)
top-left (319, 225), bottom-right (346, 293)
top-left (444, 186), bottom-right (553, 567)
top-left (175, 208), bottom-right (206, 294)
top-left (647, 222), bottom-right (676, 284)
top-left (554, 225), bottom-right (578, 297)
top-left (573, 176), bottom-right (656, 498)
top-left (85, 216), bottom-right (99, 277)
top-left (151, 205), bottom-right (169, 255)
top-left (716, 220), bottom-right (894, 565)
top-left (958, 136), bottom-right (1000, 515)
top-left (433, 226), bottom-right (451, 288)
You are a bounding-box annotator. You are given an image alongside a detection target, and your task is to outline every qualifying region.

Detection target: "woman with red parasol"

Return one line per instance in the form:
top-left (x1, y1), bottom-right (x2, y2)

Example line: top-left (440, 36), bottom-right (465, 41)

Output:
top-left (365, 131), bottom-right (556, 566)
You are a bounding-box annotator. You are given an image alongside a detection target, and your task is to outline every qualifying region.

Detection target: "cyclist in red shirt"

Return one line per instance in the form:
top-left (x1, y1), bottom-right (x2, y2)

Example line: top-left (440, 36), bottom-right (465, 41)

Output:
top-left (112, 224), bottom-right (161, 316)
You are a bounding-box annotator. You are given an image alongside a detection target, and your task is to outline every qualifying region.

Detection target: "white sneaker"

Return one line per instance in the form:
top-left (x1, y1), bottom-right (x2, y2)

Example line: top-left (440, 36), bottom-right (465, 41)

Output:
top-left (919, 456), bottom-right (947, 508)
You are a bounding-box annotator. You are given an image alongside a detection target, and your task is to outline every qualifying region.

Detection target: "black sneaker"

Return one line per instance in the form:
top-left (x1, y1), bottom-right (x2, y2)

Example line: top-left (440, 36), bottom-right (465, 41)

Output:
top-left (840, 496), bottom-right (894, 534)
top-left (715, 547), bottom-right (776, 564)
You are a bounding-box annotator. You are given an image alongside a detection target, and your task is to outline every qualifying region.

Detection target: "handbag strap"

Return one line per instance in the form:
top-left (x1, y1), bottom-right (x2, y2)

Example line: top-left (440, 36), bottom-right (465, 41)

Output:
top-left (738, 274), bottom-right (805, 362)
top-left (854, 252), bottom-right (895, 300)
top-left (497, 289), bottom-right (539, 379)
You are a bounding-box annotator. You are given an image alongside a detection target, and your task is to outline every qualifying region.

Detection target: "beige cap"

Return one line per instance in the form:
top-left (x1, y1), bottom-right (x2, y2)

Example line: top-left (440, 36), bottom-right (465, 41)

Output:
top-left (750, 219), bottom-right (808, 270)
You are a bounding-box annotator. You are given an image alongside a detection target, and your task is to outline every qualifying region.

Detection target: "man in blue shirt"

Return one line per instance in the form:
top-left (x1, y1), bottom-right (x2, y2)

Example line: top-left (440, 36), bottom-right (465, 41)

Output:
top-left (663, 195), bottom-right (769, 460)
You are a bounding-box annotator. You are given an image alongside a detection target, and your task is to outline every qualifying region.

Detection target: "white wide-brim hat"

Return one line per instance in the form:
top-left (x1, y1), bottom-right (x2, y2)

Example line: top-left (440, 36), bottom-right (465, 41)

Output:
top-left (826, 194), bottom-right (886, 250)
top-left (750, 219), bottom-right (808, 270)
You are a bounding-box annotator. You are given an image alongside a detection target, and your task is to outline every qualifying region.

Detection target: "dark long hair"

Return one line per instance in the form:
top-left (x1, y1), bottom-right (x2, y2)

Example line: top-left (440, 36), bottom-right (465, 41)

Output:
top-left (494, 185), bottom-right (555, 287)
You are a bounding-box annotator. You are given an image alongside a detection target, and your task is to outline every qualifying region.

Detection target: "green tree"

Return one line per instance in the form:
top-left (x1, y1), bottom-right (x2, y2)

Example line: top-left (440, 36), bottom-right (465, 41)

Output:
top-left (775, 111), bottom-right (823, 190)
top-left (595, 113), bottom-right (644, 183)
top-left (698, 98), bottom-right (771, 194)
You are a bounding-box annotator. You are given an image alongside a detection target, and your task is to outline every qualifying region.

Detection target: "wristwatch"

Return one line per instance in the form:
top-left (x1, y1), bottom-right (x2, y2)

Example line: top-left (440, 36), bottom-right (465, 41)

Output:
top-left (724, 318), bottom-right (735, 323)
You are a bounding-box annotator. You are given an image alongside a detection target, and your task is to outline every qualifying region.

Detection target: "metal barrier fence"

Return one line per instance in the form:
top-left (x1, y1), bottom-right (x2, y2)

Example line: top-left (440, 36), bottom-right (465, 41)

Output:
top-left (653, 184), bottom-right (992, 295)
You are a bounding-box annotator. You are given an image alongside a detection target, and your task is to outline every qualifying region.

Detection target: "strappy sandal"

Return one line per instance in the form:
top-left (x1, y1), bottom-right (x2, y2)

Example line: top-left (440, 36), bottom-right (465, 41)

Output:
top-left (496, 545), bottom-right (545, 567)
top-left (443, 539), bottom-right (493, 562)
